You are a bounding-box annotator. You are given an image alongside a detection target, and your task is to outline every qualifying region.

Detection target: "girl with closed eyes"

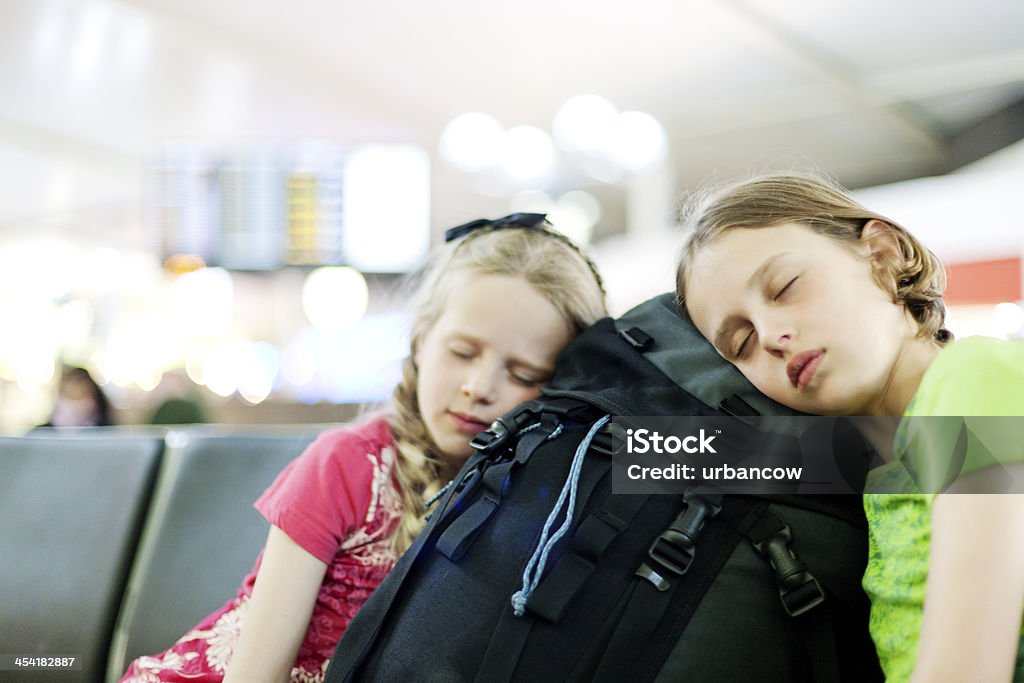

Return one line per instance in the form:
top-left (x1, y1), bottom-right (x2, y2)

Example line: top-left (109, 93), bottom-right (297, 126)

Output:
top-left (122, 213), bottom-right (607, 683)
top-left (677, 172), bottom-right (1024, 682)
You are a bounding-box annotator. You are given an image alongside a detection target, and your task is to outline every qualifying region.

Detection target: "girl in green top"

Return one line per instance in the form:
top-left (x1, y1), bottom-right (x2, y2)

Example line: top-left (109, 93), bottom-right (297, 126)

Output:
top-left (676, 171), bottom-right (1024, 682)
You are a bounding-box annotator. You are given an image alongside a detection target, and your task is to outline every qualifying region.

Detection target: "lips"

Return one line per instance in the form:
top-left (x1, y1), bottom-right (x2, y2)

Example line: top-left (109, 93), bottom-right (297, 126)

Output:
top-left (449, 411), bottom-right (489, 434)
top-left (787, 350), bottom-right (824, 389)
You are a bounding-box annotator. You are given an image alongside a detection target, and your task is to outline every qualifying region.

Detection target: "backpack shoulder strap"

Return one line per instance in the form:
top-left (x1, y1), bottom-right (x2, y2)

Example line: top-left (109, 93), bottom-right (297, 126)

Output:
top-left (327, 398), bottom-right (605, 682)
top-left (742, 505), bottom-right (840, 683)
top-left (435, 398), bottom-right (604, 561)
top-left (474, 488), bottom-right (652, 682)
top-left (588, 492), bottom-right (731, 682)
top-left (324, 471), bottom-right (465, 682)
top-left (435, 417), bottom-right (558, 561)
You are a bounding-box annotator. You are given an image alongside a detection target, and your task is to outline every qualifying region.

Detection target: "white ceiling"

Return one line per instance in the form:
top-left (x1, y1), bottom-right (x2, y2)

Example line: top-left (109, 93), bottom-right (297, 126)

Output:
top-left (2, 0), bottom-right (1024, 250)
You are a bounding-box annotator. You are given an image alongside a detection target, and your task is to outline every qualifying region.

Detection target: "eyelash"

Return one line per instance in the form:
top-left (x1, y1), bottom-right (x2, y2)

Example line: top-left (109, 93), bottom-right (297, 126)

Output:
top-left (735, 331), bottom-right (754, 359)
top-left (774, 276), bottom-right (798, 301)
top-left (733, 276), bottom-right (799, 358)
top-left (451, 347), bottom-right (544, 386)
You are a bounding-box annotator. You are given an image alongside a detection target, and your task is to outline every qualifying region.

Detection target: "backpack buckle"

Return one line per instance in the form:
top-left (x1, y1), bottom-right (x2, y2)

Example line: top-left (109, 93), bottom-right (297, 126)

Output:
top-left (778, 572), bottom-right (826, 617)
top-left (646, 494), bottom-right (722, 576)
top-left (752, 526), bottom-right (826, 617)
top-left (470, 400), bottom-right (544, 454)
top-left (647, 528), bottom-right (696, 576)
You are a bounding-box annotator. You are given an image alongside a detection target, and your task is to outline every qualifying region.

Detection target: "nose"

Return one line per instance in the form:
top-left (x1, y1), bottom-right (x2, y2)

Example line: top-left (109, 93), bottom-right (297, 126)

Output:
top-left (759, 319), bottom-right (795, 359)
top-left (461, 364), bottom-right (498, 404)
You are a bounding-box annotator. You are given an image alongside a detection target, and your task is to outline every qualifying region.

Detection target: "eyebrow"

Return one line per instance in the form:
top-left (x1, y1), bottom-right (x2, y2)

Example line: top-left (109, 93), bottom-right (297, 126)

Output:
top-left (711, 252), bottom-right (789, 354)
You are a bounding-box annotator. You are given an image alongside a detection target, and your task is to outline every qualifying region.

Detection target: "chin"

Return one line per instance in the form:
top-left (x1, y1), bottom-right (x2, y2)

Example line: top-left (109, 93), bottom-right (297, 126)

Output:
top-left (437, 438), bottom-right (472, 461)
top-left (802, 397), bottom-right (853, 417)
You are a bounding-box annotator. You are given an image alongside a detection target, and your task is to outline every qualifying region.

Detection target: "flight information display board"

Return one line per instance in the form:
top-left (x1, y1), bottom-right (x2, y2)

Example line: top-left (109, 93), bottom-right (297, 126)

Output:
top-left (148, 141), bottom-right (429, 273)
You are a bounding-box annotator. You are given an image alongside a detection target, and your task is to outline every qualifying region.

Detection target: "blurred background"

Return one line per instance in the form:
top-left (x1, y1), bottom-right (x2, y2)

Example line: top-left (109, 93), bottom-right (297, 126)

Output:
top-left (1, 0), bottom-right (1022, 433)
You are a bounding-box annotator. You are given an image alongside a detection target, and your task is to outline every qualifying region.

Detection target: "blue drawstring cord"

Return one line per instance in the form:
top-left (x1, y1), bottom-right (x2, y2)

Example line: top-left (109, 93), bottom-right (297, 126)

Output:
top-left (517, 421), bottom-right (563, 440)
top-left (424, 479), bottom-right (454, 511)
top-left (511, 415), bottom-right (610, 617)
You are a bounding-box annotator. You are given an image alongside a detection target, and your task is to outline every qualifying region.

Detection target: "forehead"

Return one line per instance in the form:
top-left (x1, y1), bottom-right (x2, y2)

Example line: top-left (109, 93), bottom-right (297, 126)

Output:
top-left (436, 273), bottom-right (543, 322)
top-left (431, 273), bottom-right (570, 357)
top-left (684, 224), bottom-right (835, 335)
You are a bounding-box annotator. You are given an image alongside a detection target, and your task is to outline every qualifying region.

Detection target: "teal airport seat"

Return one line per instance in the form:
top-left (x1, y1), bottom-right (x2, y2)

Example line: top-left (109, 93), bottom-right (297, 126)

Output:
top-left (106, 430), bottom-right (319, 679)
top-left (0, 434), bottom-right (164, 683)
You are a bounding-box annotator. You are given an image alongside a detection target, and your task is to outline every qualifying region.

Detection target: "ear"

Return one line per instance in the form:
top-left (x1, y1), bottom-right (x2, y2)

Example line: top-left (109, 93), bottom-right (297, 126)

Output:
top-left (859, 219), bottom-right (902, 261)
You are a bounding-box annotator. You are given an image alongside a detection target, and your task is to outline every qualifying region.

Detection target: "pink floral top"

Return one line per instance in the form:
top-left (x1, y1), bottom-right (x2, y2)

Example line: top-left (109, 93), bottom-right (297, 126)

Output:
top-left (121, 416), bottom-right (403, 683)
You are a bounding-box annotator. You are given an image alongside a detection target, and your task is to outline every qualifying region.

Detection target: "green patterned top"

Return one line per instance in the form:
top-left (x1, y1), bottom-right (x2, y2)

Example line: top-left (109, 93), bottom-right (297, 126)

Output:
top-left (863, 336), bottom-right (1024, 682)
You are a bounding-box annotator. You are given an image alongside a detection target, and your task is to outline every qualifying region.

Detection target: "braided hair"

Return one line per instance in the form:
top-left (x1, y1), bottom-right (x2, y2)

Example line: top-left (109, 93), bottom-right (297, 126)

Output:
top-left (388, 217), bottom-right (607, 553)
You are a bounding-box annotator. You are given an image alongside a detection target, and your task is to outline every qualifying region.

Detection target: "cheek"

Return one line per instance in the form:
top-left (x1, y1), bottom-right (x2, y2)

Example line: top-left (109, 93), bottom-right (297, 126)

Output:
top-left (744, 362), bottom-right (784, 400)
top-left (496, 385), bottom-right (542, 413)
top-left (415, 356), bottom-right (450, 411)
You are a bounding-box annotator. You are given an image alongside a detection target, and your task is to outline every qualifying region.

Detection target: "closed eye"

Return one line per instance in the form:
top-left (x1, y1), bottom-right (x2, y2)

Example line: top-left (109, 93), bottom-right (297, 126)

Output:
top-left (509, 363), bottom-right (551, 387)
top-left (511, 373), bottom-right (546, 387)
top-left (449, 346), bottom-right (474, 360)
top-left (774, 276), bottom-right (798, 301)
top-left (734, 329), bottom-right (754, 359)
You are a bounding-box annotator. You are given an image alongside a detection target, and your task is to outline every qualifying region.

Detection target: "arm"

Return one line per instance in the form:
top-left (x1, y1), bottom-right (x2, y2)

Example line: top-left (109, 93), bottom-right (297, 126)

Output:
top-left (910, 492), bottom-right (1024, 683)
top-left (223, 525), bottom-right (329, 683)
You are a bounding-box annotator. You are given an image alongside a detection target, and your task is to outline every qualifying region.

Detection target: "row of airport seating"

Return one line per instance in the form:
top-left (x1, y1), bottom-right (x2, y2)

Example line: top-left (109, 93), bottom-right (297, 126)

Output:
top-left (0, 427), bottom-right (325, 682)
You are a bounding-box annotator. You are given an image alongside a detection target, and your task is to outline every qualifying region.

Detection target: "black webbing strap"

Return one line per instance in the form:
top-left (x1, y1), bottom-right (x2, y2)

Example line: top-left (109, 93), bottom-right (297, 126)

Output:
top-left (473, 490), bottom-right (640, 681)
top-left (526, 491), bottom-right (650, 622)
top-left (474, 599), bottom-right (537, 683)
top-left (744, 507), bottom-right (839, 683)
top-left (472, 428), bottom-right (623, 681)
top-left (434, 459), bottom-right (514, 561)
top-left (435, 424), bottom-right (553, 561)
top-left (324, 472), bottom-right (466, 683)
top-left (564, 581), bottom-right (639, 683)
top-left (590, 574), bottom-right (675, 682)
top-left (795, 609), bottom-right (842, 683)
top-left (590, 493), bottom-right (727, 682)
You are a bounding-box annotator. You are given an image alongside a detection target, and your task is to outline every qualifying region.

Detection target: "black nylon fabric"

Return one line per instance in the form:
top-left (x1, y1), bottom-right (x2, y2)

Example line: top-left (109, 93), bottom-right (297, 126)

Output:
top-left (540, 316), bottom-right (720, 418)
top-left (325, 294), bottom-right (882, 683)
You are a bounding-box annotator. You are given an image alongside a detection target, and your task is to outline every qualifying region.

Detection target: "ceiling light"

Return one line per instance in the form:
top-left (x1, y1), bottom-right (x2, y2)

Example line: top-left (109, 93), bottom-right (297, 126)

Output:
top-left (439, 112), bottom-right (503, 172)
top-left (497, 126), bottom-right (556, 181)
top-left (604, 111), bottom-right (669, 171)
top-left (301, 266), bottom-right (368, 334)
top-left (552, 95), bottom-right (618, 154)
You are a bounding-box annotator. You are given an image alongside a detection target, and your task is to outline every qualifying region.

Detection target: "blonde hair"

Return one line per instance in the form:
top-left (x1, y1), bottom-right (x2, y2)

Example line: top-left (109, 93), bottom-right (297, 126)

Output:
top-left (676, 171), bottom-right (952, 345)
top-left (388, 222), bottom-right (607, 553)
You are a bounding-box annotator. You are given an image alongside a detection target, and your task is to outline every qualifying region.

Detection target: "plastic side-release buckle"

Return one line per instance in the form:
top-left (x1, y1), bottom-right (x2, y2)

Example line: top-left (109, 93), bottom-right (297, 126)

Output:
top-left (469, 400), bottom-right (544, 454)
top-left (645, 494), bottom-right (722, 577)
top-left (647, 528), bottom-right (696, 576)
top-left (753, 526), bottom-right (826, 617)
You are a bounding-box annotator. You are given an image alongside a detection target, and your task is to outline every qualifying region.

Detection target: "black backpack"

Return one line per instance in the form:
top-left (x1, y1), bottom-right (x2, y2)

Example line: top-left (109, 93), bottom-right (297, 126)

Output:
top-left (325, 293), bottom-right (883, 682)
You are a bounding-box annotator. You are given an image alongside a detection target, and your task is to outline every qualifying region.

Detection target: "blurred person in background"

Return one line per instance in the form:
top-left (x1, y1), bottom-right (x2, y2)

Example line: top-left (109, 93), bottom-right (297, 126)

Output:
top-left (146, 370), bottom-right (210, 425)
top-left (147, 396), bottom-right (209, 425)
top-left (38, 365), bottom-right (112, 428)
